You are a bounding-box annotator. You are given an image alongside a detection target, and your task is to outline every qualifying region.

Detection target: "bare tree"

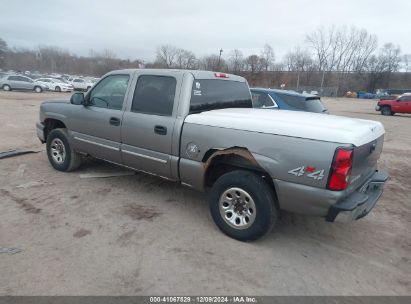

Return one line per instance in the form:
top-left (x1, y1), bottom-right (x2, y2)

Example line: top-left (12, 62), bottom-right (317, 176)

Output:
top-left (260, 44), bottom-right (275, 71)
top-left (155, 44), bottom-right (179, 68)
top-left (306, 25), bottom-right (378, 93)
top-left (365, 43), bottom-right (401, 91)
top-left (284, 47), bottom-right (314, 89)
top-left (227, 49), bottom-right (244, 73)
top-left (199, 54), bottom-right (226, 71)
top-left (402, 54), bottom-right (411, 72)
top-left (0, 38), bottom-right (7, 69)
top-left (245, 55), bottom-right (264, 74)
top-left (175, 49), bottom-right (197, 69)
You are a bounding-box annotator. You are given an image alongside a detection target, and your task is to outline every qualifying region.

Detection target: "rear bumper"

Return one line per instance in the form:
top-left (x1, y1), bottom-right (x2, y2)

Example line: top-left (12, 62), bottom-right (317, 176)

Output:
top-left (326, 170), bottom-right (389, 222)
top-left (36, 121), bottom-right (45, 143)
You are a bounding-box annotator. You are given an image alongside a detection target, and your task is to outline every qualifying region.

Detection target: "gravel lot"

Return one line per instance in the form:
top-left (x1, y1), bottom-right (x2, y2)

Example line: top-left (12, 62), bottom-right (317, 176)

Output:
top-left (0, 91), bottom-right (410, 295)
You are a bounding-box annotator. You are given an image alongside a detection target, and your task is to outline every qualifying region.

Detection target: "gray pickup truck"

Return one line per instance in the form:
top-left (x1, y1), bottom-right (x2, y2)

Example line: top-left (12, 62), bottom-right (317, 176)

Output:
top-left (36, 69), bottom-right (388, 241)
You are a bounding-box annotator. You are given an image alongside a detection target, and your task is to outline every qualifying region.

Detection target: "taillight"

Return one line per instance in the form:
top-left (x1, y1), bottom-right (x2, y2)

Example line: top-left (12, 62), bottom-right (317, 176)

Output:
top-left (327, 148), bottom-right (353, 191)
top-left (214, 72), bottom-right (229, 78)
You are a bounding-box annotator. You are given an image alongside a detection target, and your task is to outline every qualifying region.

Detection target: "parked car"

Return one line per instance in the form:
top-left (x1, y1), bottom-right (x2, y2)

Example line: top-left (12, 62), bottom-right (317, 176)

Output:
top-left (70, 78), bottom-right (94, 91)
top-left (0, 75), bottom-right (49, 93)
top-left (376, 94), bottom-right (411, 115)
top-left (36, 69), bottom-right (388, 241)
top-left (35, 78), bottom-right (74, 92)
top-left (251, 88), bottom-right (328, 113)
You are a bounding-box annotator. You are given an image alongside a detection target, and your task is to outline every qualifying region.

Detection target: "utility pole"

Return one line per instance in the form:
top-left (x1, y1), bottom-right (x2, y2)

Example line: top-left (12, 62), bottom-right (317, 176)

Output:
top-left (217, 49), bottom-right (223, 70)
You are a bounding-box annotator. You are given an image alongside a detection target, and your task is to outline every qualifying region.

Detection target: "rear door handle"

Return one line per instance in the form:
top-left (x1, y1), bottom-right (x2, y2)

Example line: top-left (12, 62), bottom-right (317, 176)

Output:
top-left (109, 117), bottom-right (120, 126)
top-left (154, 125), bottom-right (167, 135)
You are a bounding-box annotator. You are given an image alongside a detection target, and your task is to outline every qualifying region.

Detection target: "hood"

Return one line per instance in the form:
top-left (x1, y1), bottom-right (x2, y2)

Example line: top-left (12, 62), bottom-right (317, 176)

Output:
top-left (184, 108), bottom-right (385, 147)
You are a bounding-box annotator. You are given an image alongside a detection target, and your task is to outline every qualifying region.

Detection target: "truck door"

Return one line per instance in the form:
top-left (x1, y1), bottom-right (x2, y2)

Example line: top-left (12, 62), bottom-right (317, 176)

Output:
top-left (69, 74), bottom-right (131, 163)
top-left (403, 95), bottom-right (411, 113)
top-left (121, 74), bottom-right (180, 179)
top-left (394, 95), bottom-right (411, 113)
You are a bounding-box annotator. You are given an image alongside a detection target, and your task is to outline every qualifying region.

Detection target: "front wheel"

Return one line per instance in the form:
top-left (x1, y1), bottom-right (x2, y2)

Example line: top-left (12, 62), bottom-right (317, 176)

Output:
top-left (55, 86), bottom-right (61, 92)
top-left (46, 128), bottom-right (82, 172)
top-left (34, 86), bottom-right (43, 93)
top-left (381, 106), bottom-right (392, 116)
top-left (209, 170), bottom-right (278, 241)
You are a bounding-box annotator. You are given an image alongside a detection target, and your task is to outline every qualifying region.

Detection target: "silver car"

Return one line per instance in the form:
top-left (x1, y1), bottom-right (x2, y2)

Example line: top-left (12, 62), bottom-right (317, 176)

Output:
top-left (0, 75), bottom-right (49, 93)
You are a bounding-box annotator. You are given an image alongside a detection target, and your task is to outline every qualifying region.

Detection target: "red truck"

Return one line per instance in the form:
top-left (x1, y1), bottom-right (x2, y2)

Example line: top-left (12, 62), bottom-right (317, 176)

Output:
top-left (376, 94), bottom-right (411, 115)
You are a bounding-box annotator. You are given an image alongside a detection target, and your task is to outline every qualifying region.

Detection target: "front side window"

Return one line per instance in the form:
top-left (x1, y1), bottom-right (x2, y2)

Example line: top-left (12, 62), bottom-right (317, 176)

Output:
top-left (88, 74), bottom-right (129, 110)
top-left (74, 79), bottom-right (82, 83)
top-left (398, 96), bottom-right (411, 102)
top-left (131, 75), bottom-right (176, 116)
top-left (190, 79), bottom-right (252, 113)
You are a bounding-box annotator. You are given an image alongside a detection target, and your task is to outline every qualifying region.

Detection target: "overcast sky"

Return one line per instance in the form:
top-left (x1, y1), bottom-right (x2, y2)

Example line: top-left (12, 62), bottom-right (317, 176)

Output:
top-left (1, 0), bottom-right (410, 61)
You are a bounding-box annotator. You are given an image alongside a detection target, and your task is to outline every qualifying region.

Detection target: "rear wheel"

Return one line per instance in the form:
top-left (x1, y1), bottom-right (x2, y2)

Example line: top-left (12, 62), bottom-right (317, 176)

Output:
top-left (55, 86), bottom-right (61, 92)
top-left (2, 84), bottom-right (11, 91)
top-left (46, 128), bottom-right (82, 172)
top-left (209, 170), bottom-right (278, 241)
top-left (34, 86), bottom-right (42, 93)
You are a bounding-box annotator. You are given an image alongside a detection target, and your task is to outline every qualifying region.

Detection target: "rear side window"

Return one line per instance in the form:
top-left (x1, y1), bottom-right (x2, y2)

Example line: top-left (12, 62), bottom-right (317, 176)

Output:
top-left (251, 92), bottom-right (276, 108)
top-left (190, 79), bottom-right (252, 113)
top-left (131, 75), bottom-right (176, 116)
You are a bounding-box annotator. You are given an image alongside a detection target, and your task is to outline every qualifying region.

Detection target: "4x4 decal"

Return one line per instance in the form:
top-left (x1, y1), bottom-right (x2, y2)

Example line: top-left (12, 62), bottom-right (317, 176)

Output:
top-left (288, 166), bottom-right (325, 180)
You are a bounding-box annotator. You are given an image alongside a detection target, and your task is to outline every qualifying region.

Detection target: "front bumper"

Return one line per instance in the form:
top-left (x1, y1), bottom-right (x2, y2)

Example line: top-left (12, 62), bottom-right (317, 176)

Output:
top-left (36, 121), bottom-right (45, 143)
top-left (326, 170), bottom-right (389, 222)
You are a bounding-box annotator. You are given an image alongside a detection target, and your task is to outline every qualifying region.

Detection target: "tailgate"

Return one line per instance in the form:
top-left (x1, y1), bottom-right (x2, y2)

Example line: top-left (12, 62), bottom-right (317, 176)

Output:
top-left (348, 134), bottom-right (384, 191)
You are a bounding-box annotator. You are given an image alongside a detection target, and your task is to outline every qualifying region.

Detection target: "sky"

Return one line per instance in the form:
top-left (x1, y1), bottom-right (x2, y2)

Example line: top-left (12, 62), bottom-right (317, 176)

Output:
top-left (0, 0), bottom-right (410, 62)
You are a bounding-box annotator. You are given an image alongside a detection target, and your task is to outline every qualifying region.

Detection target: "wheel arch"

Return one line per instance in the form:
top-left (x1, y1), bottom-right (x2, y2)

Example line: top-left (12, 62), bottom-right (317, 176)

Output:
top-left (44, 118), bottom-right (67, 141)
top-left (202, 147), bottom-right (278, 203)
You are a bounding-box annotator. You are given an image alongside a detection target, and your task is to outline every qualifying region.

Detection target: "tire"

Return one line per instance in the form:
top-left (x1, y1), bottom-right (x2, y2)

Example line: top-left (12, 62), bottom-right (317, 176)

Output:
top-left (2, 84), bottom-right (11, 91)
top-left (381, 106), bottom-right (392, 116)
top-left (55, 86), bottom-right (61, 92)
top-left (209, 170), bottom-right (278, 241)
top-left (34, 86), bottom-right (43, 93)
top-left (46, 128), bottom-right (82, 172)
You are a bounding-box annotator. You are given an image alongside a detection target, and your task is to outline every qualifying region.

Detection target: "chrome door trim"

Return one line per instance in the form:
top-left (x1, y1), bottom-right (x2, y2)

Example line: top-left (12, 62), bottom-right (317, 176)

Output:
top-left (74, 136), bottom-right (120, 151)
top-left (122, 149), bottom-right (168, 164)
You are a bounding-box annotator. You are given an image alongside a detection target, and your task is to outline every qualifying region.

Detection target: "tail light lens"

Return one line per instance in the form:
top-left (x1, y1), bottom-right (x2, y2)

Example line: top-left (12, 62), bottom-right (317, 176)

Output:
top-left (327, 148), bottom-right (353, 191)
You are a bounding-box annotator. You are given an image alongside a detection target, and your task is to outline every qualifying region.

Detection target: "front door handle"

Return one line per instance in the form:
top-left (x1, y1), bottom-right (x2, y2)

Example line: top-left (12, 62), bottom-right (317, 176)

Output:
top-left (109, 117), bottom-right (120, 126)
top-left (154, 125), bottom-right (167, 135)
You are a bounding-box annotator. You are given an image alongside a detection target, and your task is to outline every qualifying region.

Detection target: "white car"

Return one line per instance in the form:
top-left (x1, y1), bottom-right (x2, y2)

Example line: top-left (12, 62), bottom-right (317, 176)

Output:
top-left (36, 78), bottom-right (73, 92)
top-left (70, 78), bottom-right (94, 91)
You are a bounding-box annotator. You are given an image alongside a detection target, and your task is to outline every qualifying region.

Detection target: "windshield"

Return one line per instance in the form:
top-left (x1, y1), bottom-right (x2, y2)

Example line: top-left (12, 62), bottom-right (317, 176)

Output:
top-left (190, 79), bottom-right (252, 113)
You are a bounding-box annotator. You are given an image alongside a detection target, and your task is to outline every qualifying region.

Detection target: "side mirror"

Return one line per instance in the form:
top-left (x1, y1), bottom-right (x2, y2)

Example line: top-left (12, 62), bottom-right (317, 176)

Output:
top-left (70, 92), bottom-right (85, 105)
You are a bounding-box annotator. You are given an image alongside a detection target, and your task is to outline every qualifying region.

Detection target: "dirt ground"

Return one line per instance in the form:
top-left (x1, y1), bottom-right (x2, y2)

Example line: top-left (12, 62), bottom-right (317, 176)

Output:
top-left (0, 91), bottom-right (410, 295)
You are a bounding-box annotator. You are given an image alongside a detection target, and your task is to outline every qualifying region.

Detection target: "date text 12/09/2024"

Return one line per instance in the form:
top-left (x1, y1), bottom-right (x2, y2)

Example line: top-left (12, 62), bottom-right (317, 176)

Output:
top-left (149, 296), bottom-right (257, 303)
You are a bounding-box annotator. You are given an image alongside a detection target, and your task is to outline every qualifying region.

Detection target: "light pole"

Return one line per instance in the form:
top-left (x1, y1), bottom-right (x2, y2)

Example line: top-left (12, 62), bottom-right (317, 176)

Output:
top-left (217, 49), bottom-right (223, 70)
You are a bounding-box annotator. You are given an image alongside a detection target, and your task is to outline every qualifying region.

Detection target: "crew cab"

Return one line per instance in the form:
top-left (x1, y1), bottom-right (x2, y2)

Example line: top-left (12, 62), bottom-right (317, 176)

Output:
top-left (36, 69), bottom-right (388, 241)
top-left (376, 94), bottom-right (411, 115)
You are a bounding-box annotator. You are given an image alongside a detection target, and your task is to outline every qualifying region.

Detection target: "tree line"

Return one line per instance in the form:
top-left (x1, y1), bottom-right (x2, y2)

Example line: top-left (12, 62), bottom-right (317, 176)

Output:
top-left (1, 25), bottom-right (410, 95)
